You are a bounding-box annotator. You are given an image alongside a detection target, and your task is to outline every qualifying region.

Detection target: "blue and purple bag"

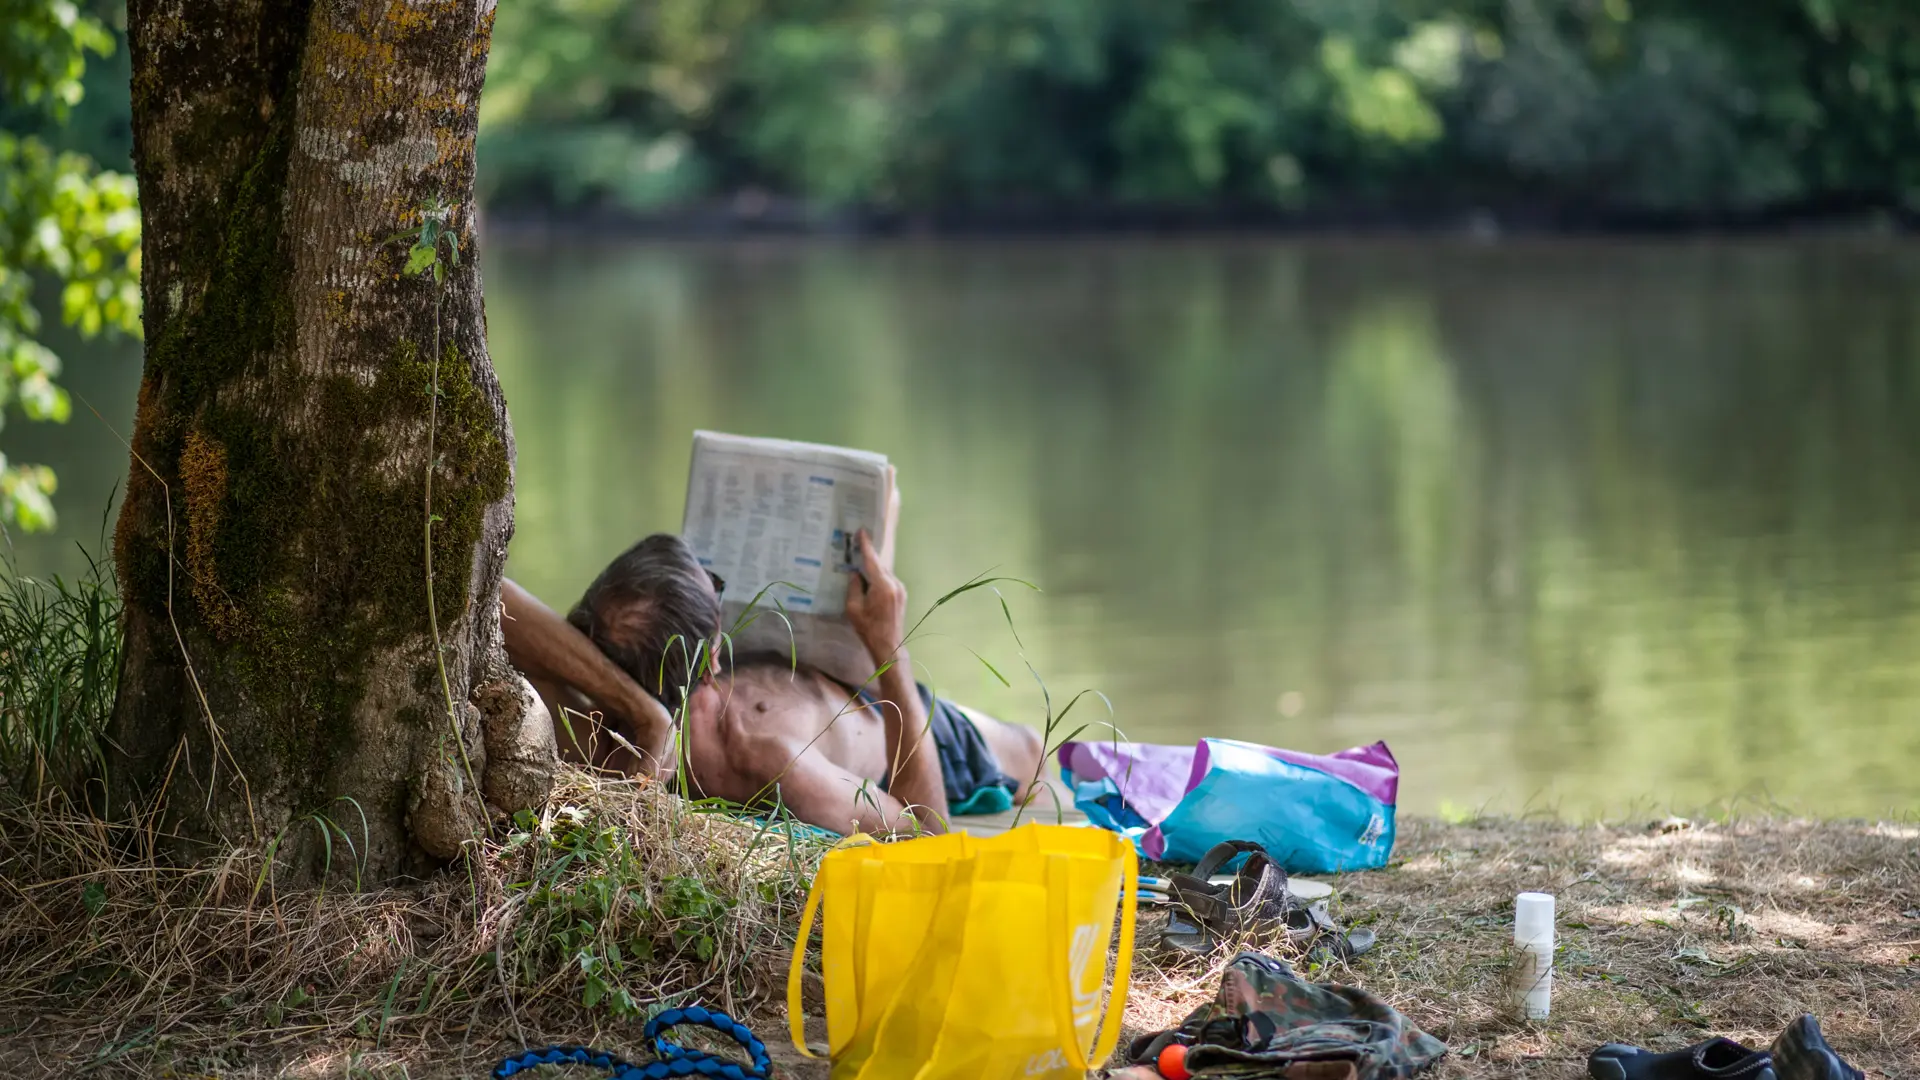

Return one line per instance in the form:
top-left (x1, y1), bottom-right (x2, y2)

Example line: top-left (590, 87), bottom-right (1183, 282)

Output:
top-left (1059, 738), bottom-right (1398, 873)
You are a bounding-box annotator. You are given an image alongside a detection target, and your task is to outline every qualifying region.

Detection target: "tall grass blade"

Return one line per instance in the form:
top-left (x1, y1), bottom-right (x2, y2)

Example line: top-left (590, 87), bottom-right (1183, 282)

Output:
top-left (0, 538), bottom-right (122, 798)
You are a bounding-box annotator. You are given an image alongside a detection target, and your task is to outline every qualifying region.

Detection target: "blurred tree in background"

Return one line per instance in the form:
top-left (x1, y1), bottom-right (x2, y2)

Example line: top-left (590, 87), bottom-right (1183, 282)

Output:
top-left (3, 0), bottom-right (1915, 436)
top-left (9, 1), bottom-right (1918, 240)
top-left (477, 0), bottom-right (1920, 220)
top-left (0, 0), bottom-right (139, 532)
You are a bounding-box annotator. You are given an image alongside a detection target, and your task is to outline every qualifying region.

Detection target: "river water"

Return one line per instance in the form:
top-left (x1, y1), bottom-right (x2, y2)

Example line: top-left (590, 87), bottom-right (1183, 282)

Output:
top-left (14, 238), bottom-right (1920, 817)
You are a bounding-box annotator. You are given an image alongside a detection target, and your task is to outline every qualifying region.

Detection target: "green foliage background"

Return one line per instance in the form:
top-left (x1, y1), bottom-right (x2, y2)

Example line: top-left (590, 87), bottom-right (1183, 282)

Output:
top-left (2, 0), bottom-right (1916, 530)
top-left (0, 0), bottom-right (138, 532)
top-left (476, 0), bottom-right (1920, 217)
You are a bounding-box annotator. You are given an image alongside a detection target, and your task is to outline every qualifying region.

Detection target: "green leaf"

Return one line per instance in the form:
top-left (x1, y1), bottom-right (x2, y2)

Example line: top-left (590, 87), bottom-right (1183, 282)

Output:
top-left (82, 880), bottom-right (107, 917)
top-left (963, 646), bottom-right (1010, 687)
top-left (1, 463), bottom-right (59, 532)
top-left (0, 62), bottom-right (141, 535)
top-left (18, 374), bottom-right (70, 422)
top-left (404, 245), bottom-right (437, 276)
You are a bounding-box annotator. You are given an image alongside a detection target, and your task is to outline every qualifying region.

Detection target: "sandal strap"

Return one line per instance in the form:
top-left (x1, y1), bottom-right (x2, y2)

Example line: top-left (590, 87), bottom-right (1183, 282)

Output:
top-left (1191, 839), bottom-right (1270, 881)
top-left (1171, 855), bottom-right (1294, 938)
top-left (1165, 842), bottom-right (1305, 948)
top-left (1226, 851), bottom-right (1290, 911)
top-left (1170, 888), bottom-right (1238, 933)
top-left (1165, 871), bottom-right (1217, 898)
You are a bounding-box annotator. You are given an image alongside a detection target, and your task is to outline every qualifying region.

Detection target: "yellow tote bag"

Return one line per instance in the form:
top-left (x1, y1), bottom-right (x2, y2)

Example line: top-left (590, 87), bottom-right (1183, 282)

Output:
top-left (788, 824), bottom-right (1138, 1080)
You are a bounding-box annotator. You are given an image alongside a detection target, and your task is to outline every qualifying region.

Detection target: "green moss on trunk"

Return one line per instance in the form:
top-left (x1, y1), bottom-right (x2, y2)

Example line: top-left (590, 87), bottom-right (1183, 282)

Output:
top-left (116, 71), bottom-right (507, 812)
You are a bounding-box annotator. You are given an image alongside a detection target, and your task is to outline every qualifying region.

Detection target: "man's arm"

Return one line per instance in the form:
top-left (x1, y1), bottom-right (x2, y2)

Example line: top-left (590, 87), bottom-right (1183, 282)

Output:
top-left (843, 528), bottom-right (946, 834)
top-left (763, 743), bottom-right (942, 837)
top-left (500, 578), bottom-right (675, 777)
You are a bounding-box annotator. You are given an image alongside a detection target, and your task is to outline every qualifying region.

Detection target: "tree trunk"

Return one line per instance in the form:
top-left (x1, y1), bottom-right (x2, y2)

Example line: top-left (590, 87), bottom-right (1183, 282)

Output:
top-left (109, 0), bottom-right (551, 882)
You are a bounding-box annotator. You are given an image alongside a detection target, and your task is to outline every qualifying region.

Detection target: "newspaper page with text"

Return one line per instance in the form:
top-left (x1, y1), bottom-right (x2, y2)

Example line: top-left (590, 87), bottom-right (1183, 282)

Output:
top-left (681, 431), bottom-right (893, 686)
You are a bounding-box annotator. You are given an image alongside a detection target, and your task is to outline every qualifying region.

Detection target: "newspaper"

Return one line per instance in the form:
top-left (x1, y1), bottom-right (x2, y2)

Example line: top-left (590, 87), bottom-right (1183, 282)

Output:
top-left (681, 430), bottom-right (893, 687)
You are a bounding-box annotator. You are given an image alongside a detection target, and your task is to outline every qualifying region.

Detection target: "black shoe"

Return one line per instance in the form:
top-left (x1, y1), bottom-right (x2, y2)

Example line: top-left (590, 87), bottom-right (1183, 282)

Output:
top-left (1588, 1038), bottom-right (1774, 1080)
top-left (1769, 1015), bottom-right (1863, 1080)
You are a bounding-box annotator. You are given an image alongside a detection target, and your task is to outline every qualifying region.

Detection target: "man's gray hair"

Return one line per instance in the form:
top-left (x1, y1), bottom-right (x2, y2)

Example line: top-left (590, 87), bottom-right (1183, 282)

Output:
top-left (568, 533), bottom-right (721, 711)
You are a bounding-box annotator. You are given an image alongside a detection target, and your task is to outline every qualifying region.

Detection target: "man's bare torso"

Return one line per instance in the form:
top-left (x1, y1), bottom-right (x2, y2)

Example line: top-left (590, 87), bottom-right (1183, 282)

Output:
top-left (680, 660), bottom-right (892, 809)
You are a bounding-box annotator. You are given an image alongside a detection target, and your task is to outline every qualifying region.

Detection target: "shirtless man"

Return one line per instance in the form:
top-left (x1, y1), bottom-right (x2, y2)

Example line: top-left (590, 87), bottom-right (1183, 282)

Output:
top-left (501, 521), bottom-right (1045, 835)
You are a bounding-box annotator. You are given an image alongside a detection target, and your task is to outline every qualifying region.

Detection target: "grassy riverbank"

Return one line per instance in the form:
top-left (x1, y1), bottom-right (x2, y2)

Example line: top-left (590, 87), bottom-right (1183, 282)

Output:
top-left (3, 772), bottom-right (1915, 1078)
top-left (1138, 815), bottom-right (1919, 1079)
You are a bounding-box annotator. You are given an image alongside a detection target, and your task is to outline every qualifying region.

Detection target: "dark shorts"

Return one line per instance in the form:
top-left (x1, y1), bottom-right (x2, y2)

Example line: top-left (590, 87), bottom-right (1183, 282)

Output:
top-left (859, 682), bottom-right (1019, 816)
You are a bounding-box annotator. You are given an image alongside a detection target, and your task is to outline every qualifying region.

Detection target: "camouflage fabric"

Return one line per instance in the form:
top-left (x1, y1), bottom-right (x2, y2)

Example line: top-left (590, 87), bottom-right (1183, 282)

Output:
top-left (1107, 952), bottom-right (1446, 1080)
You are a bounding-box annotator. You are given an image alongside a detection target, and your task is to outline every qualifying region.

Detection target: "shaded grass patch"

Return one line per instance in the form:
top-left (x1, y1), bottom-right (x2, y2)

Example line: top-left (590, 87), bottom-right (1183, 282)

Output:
top-left (0, 769), bottom-right (833, 1078)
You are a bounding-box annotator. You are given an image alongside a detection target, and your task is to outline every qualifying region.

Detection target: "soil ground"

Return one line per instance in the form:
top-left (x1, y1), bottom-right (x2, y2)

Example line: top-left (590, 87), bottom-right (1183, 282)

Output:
top-left (5, 801), bottom-right (1915, 1078)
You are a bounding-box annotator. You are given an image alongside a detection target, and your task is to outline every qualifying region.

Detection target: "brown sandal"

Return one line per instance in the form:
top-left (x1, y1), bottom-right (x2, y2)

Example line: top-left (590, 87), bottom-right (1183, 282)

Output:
top-left (1162, 840), bottom-right (1292, 953)
top-left (1163, 841), bottom-right (1376, 960)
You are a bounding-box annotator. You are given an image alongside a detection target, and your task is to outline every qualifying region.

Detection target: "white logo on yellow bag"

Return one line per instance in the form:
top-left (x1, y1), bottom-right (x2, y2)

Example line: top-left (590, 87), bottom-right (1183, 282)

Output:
top-left (1023, 924), bottom-right (1106, 1074)
top-left (1025, 1048), bottom-right (1069, 1075)
top-left (1069, 924), bottom-right (1100, 1028)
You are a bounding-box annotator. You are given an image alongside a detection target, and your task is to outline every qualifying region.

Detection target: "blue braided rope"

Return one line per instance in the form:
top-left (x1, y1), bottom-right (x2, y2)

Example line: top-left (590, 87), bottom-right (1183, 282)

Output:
top-left (492, 1005), bottom-right (770, 1080)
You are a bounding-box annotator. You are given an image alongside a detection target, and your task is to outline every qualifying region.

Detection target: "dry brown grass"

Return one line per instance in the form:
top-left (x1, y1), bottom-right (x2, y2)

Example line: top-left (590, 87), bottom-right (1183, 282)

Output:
top-left (1122, 815), bottom-right (1920, 1079)
top-left (0, 769), bottom-right (832, 1079)
top-left (3, 785), bottom-right (1915, 1079)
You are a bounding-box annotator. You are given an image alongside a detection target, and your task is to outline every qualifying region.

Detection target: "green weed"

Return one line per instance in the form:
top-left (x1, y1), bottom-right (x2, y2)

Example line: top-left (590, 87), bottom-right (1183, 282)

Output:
top-left (0, 535), bottom-right (121, 797)
top-left (496, 794), bottom-right (825, 1021)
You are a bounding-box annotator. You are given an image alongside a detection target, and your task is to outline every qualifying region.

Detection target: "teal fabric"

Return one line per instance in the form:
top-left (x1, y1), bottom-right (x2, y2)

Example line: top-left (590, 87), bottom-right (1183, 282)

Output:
top-left (1154, 741), bottom-right (1396, 873)
top-left (947, 784), bottom-right (1014, 817)
top-left (737, 786), bottom-right (1010, 842)
top-left (733, 811), bottom-right (842, 843)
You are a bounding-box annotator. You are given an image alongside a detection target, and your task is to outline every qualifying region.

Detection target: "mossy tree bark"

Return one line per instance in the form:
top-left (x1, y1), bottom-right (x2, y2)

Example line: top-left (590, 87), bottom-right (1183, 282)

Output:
top-left (109, 0), bottom-right (550, 882)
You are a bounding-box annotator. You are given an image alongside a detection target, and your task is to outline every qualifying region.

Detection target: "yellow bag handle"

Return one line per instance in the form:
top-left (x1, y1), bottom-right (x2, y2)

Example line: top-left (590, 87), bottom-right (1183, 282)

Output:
top-left (1091, 838), bottom-right (1139, 1066)
top-left (1075, 837), bottom-right (1128, 1060)
top-left (1044, 854), bottom-right (1080, 1065)
top-left (1046, 837), bottom-right (1139, 1071)
top-left (787, 833), bottom-right (876, 1057)
top-left (787, 864), bottom-right (828, 1057)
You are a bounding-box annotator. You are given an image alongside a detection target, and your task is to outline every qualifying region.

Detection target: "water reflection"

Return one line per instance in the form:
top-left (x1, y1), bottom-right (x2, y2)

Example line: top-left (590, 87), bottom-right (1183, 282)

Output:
top-left (15, 239), bottom-right (1920, 817)
top-left (485, 239), bottom-right (1920, 819)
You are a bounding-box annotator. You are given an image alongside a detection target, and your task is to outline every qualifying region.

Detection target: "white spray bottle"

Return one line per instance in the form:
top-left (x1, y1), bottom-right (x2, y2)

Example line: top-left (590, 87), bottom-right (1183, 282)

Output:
top-left (1513, 891), bottom-right (1554, 1020)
